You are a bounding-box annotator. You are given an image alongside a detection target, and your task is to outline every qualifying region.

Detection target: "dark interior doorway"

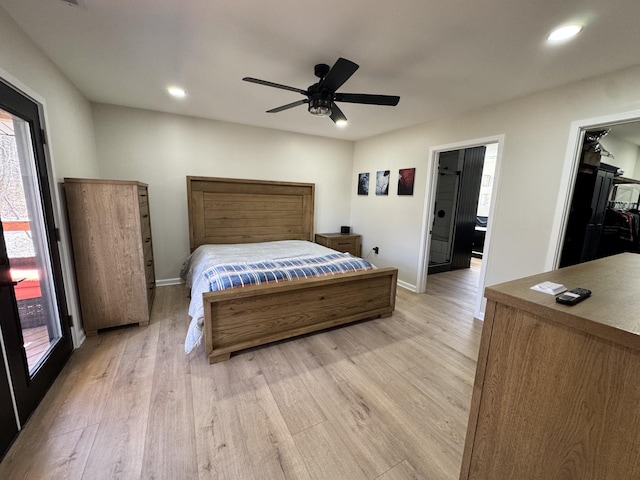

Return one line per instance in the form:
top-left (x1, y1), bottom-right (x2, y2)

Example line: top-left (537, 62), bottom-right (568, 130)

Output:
top-left (428, 146), bottom-right (486, 274)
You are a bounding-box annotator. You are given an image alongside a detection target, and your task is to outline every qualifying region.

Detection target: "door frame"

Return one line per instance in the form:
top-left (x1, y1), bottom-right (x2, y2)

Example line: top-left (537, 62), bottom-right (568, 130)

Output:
top-left (417, 134), bottom-right (504, 320)
top-left (0, 67), bottom-right (84, 350)
top-left (0, 77), bottom-right (76, 426)
top-left (547, 109), bottom-right (640, 270)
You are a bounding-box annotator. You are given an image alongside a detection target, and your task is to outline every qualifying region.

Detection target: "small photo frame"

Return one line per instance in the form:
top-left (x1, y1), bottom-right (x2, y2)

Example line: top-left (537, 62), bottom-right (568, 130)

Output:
top-left (357, 172), bottom-right (369, 195)
top-left (398, 168), bottom-right (416, 196)
top-left (376, 170), bottom-right (390, 195)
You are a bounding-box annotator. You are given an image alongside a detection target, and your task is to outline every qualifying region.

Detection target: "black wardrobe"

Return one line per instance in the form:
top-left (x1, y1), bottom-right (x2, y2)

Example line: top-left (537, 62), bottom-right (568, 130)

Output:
top-left (560, 165), bottom-right (616, 267)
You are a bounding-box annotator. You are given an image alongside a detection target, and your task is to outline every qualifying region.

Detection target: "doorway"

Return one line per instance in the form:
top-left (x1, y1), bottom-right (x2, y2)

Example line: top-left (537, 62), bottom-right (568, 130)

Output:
top-left (550, 109), bottom-right (640, 270)
top-left (418, 136), bottom-right (503, 320)
top-left (0, 80), bottom-right (73, 458)
top-left (427, 146), bottom-right (486, 274)
top-left (559, 122), bottom-right (640, 268)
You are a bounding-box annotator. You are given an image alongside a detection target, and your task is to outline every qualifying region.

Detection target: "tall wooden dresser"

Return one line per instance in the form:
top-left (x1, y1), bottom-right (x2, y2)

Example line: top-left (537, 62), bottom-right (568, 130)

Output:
top-left (64, 178), bottom-right (155, 336)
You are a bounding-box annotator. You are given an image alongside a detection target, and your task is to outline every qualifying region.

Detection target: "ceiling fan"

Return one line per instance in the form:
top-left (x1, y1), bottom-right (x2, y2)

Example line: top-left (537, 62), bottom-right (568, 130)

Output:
top-left (242, 57), bottom-right (400, 125)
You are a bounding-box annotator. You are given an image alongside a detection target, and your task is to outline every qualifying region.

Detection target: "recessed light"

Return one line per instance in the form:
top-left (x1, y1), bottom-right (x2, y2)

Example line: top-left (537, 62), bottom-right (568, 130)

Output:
top-left (335, 119), bottom-right (348, 128)
top-left (167, 86), bottom-right (187, 98)
top-left (547, 24), bottom-right (583, 43)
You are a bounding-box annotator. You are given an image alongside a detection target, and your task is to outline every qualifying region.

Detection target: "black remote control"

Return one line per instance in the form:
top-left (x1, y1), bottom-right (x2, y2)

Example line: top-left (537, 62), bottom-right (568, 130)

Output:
top-left (555, 288), bottom-right (591, 306)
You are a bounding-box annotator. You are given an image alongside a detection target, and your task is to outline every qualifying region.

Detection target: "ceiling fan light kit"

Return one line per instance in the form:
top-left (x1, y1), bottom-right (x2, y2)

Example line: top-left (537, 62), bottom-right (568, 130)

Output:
top-left (243, 57), bottom-right (400, 126)
top-left (308, 96), bottom-right (332, 116)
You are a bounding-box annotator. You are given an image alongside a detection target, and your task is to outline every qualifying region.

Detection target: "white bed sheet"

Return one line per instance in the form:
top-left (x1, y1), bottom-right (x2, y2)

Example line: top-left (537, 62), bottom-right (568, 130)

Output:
top-left (181, 240), bottom-right (345, 353)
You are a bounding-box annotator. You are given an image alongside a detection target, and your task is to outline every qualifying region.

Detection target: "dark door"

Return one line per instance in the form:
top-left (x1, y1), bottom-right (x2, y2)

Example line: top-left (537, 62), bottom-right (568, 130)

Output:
top-left (428, 146), bottom-right (486, 274)
top-left (451, 146), bottom-right (486, 270)
top-left (0, 80), bottom-right (73, 458)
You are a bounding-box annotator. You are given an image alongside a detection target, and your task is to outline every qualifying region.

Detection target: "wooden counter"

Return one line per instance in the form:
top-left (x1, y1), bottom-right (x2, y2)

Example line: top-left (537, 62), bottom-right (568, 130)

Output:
top-left (460, 253), bottom-right (640, 480)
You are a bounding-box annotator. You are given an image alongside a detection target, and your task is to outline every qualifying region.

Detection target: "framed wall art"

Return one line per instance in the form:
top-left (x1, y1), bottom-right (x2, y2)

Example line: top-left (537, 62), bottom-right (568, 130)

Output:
top-left (376, 170), bottom-right (390, 195)
top-left (398, 167), bottom-right (415, 195)
top-left (357, 172), bottom-right (370, 195)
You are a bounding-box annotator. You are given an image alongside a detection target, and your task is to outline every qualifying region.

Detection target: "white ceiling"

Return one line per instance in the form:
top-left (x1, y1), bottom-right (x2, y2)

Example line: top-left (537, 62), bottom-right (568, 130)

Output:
top-left (2, 0), bottom-right (640, 141)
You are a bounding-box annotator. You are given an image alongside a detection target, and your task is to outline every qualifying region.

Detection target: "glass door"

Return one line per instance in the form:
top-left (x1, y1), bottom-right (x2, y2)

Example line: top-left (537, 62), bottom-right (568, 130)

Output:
top-left (0, 80), bottom-right (73, 454)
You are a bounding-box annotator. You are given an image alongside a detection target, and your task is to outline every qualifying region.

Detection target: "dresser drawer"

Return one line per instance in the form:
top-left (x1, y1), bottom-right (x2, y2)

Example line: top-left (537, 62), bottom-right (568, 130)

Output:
top-left (139, 201), bottom-right (150, 223)
top-left (141, 224), bottom-right (152, 244)
top-left (144, 252), bottom-right (155, 281)
top-left (146, 280), bottom-right (156, 314)
top-left (138, 186), bottom-right (149, 207)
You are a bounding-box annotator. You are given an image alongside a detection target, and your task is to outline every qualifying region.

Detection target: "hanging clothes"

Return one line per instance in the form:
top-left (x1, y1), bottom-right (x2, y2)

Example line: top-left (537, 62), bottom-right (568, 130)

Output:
top-left (599, 207), bottom-right (640, 257)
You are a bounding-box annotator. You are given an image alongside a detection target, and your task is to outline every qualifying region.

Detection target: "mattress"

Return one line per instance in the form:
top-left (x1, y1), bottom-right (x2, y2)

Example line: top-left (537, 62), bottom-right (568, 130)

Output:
top-left (181, 240), bottom-right (372, 353)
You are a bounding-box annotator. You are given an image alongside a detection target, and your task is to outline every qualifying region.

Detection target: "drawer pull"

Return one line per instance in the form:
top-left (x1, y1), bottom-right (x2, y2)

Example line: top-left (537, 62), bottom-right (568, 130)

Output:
top-left (149, 282), bottom-right (155, 290)
top-left (145, 237), bottom-right (151, 243)
top-left (147, 260), bottom-right (153, 267)
top-left (337, 242), bottom-right (351, 246)
top-left (142, 214), bottom-right (149, 218)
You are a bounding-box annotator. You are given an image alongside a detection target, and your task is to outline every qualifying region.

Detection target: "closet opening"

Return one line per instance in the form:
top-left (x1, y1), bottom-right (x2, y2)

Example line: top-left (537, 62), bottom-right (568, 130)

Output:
top-left (559, 123), bottom-right (640, 268)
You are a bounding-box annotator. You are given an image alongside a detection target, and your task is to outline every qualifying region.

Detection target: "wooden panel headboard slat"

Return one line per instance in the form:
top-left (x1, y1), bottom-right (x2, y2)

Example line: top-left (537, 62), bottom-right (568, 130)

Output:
top-left (187, 176), bottom-right (315, 251)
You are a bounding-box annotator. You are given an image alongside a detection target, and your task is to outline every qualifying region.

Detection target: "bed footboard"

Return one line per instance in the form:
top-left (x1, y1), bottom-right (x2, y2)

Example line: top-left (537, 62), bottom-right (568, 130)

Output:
top-left (202, 267), bottom-right (398, 363)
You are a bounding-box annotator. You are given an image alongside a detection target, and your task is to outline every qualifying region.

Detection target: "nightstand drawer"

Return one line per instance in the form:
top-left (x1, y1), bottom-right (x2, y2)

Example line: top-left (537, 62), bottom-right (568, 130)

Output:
top-left (333, 237), bottom-right (357, 252)
top-left (315, 233), bottom-right (362, 257)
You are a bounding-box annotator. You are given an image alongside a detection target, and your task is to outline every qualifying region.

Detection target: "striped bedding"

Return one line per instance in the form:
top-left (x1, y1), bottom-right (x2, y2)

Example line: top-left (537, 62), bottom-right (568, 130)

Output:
top-left (181, 240), bottom-right (374, 353)
top-left (204, 253), bottom-right (373, 291)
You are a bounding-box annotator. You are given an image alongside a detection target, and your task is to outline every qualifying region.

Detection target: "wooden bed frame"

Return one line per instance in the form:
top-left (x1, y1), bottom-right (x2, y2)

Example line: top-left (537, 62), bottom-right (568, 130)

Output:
top-left (187, 176), bottom-right (398, 363)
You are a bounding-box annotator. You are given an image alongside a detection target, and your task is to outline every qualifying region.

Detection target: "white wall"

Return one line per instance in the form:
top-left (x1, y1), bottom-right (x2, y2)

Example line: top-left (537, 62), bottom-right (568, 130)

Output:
top-left (352, 65), bottom-right (640, 293)
top-left (0, 9), bottom-right (98, 179)
top-left (91, 104), bottom-right (355, 281)
top-left (0, 8), bottom-right (99, 346)
top-left (600, 134), bottom-right (639, 179)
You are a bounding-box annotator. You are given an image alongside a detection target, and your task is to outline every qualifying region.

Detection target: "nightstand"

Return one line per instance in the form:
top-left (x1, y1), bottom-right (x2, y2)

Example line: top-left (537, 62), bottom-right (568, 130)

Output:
top-left (314, 233), bottom-right (362, 257)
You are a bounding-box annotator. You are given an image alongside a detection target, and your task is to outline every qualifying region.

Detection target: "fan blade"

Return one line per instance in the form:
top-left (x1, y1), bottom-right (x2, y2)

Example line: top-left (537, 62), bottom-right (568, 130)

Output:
top-left (243, 77), bottom-right (308, 95)
top-left (330, 103), bottom-right (347, 124)
top-left (319, 58), bottom-right (359, 92)
top-left (266, 99), bottom-right (309, 113)
top-left (334, 93), bottom-right (400, 106)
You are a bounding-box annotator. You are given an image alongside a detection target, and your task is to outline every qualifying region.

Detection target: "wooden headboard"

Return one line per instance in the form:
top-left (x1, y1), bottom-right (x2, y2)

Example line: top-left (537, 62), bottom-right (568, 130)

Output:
top-left (187, 176), bottom-right (315, 251)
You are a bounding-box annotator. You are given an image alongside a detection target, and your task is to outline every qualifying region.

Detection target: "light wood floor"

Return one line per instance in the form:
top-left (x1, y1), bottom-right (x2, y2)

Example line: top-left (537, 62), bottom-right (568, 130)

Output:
top-left (0, 262), bottom-right (483, 480)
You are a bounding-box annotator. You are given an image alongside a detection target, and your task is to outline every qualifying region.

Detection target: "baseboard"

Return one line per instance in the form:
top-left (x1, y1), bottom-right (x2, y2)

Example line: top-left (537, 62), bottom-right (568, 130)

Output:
top-left (72, 330), bottom-right (86, 349)
top-left (156, 278), bottom-right (184, 287)
top-left (397, 279), bottom-right (417, 292)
